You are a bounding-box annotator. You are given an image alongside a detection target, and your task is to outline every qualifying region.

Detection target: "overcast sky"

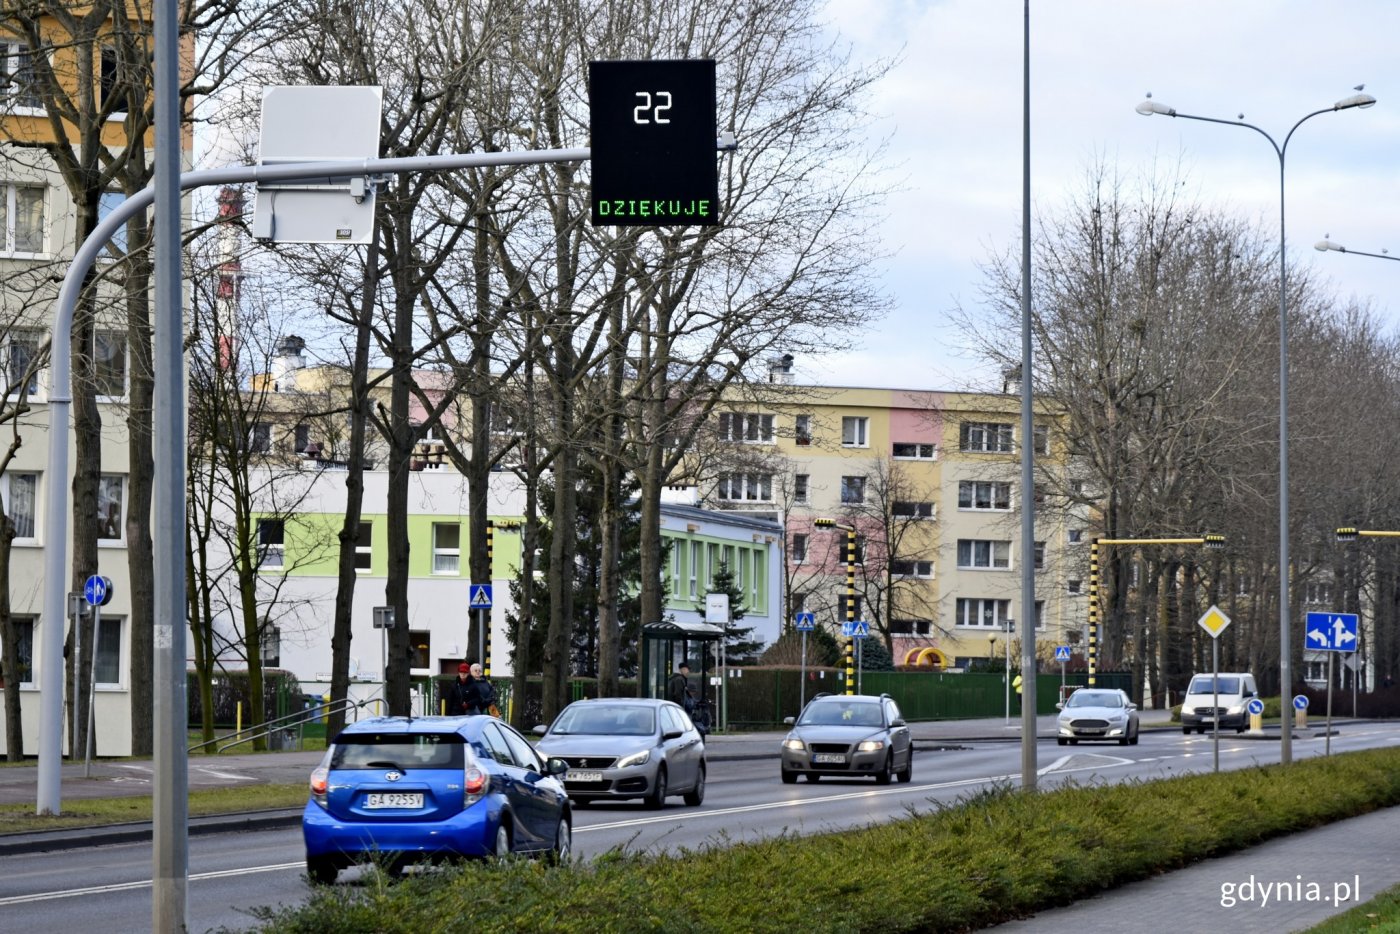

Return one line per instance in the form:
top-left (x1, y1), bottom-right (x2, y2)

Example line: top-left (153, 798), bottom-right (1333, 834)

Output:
top-left (804, 0), bottom-right (1400, 392)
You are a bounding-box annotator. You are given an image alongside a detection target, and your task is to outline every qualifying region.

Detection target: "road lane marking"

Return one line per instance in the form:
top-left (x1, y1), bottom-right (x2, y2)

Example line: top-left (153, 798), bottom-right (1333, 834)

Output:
top-left (0, 862), bottom-right (304, 906)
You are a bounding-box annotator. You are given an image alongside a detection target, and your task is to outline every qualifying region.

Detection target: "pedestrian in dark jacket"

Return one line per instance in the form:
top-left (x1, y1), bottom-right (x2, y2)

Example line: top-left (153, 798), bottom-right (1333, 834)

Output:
top-left (469, 663), bottom-right (497, 715)
top-left (445, 663), bottom-right (475, 715)
top-left (668, 661), bottom-right (695, 713)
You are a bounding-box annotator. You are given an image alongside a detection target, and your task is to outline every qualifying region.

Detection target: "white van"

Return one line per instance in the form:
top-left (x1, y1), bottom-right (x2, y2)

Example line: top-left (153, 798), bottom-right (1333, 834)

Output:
top-left (1180, 672), bottom-right (1258, 734)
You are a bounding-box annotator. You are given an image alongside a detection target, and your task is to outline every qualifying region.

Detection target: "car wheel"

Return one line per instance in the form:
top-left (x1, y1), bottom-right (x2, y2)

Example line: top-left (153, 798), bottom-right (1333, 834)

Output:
top-left (492, 822), bottom-right (512, 860)
top-left (1118, 734), bottom-right (1130, 746)
top-left (875, 752), bottom-right (894, 785)
top-left (645, 766), bottom-right (668, 809)
top-left (683, 763), bottom-right (706, 806)
top-left (781, 768), bottom-right (798, 784)
top-left (1057, 738), bottom-right (1067, 746)
top-left (1197, 726), bottom-right (1206, 734)
top-left (306, 855), bottom-right (339, 886)
top-left (896, 751), bottom-right (913, 784)
top-left (545, 816), bottom-right (571, 866)
top-left (1182, 726), bottom-right (1191, 735)
top-left (806, 773), bottom-right (821, 783)
top-left (1069, 739), bottom-right (1078, 746)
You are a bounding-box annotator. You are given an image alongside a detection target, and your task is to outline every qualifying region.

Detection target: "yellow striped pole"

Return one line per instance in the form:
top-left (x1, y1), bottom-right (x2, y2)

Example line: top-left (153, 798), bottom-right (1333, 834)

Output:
top-left (484, 520), bottom-right (495, 678)
top-left (845, 529), bottom-right (856, 695)
top-left (1088, 539), bottom-right (1099, 687)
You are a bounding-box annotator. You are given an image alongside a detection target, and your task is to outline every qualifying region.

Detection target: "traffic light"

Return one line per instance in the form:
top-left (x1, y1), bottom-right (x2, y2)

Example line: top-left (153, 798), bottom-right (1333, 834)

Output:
top-left (1202, 533), bottom-right (1226, 551)
top-left (1336, 527), bottom-right (1360, 543)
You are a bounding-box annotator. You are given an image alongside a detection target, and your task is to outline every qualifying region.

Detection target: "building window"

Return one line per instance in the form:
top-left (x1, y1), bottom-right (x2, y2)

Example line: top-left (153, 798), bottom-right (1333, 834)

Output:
top-left (8, 616), bottom-right (33, 685)
top-left (890, 618), bottom-right (932, 635)
top-left (1070, 479), bottom-right (1086, 497)
top-left (99, 46), bottom-right (128, 115)
top-left (716, 473), bottom-right (772, 502)
top-left (260, 624), bottom-right (281, 668)
top-left (835, 593), bottom-right (863, 622)
top-left (0, 182), bottom-right (45, 254)
top-left (432, 523), bottom-right (460, 575)
top-left (795, 414), bottom-right (812, 445)
top-left (841, 416), bottom-right (869, 448)
top-left (958, 480), bottom-right (1011, 511)
top-left (1068, 580), bottom-right (1082, 594)
top-left (717, 412), bottom-right (774, 443)
top-left (670, 544), bottom-right (681, 597)
top-left (1068, 529), bottom-right (1083, 544)
top-left (257, 518), bottom-right (284, 569)
top-left (94, 331), bottom-right (127, 398)
top-left (294, 423), bottom-right (311, 454)
top-left (1303, 581), bottom-right (1334, 605)
top-left (249, 422), bottom-right (272, 455)
top-left (957, 539), bottom-right (1010, 570)
top-left (97, 190), bottom-right (130, 255)
top-left (689, 540), bottom-right (701, 598)
top-left (791, 533), bottom-right (808, 564)
top-left (960, 421), bottom-right (1013, 453)
top-left (1033, 425), bottom-right (1049, 455)
top-left (955, 597), bottom-right (1012, 628)
top-left (791, 591), bottom-right (809, 615)
top-left (750, 550), bottom-right (762, 609)
top-left (892, 501), bottom-right (934, 519)
top-left (793, 473), bottom-right (808, 504)
top-left (1034, 600), bottom-right (1046, 629)
top-left (892, 442), bottom-right (935, 460)
top-left (890, 559), bottom-right (933, 578)
top-left (4, 329), bottom-right (41, 397)
top-left (840, 475), bottom-right (866, 504)
top-left (1, 42), bottom-right (41, 108)
top-left (2, 471), bottom-right (37, 540)
top-left (97, 474), bottom-right (124, 541)
top-left (355, 521), bottom-right (373, 571)
top-left (409, 630), bottom-right (431, 670)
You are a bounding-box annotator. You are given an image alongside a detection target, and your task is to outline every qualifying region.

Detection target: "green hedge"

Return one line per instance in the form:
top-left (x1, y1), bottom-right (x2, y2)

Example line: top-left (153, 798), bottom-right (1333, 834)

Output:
top-left (246, 747), bottom-right (1400, 933)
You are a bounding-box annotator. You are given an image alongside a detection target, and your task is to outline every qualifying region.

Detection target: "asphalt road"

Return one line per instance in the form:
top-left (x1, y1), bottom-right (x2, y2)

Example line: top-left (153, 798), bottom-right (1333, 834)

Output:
top-left (1, 722), bottom-right (1395, 933)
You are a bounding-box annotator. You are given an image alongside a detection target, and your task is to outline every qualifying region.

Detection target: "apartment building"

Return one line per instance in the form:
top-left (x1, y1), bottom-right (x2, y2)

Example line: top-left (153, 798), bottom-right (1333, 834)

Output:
top-left (704, 371), bottom-right (1082, 669)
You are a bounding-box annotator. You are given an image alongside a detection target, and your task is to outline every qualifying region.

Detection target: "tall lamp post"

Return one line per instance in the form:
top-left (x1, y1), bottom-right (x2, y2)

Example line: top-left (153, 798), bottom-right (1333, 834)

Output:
top-left (813, 518), bottom-right (857, 695)
top-left (1137, 90), bottom-right (1376, 765)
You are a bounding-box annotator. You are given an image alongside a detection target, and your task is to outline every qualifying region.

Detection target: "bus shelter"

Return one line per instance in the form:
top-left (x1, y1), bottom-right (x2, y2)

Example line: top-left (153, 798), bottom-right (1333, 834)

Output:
top-left (640, 620), bottom-right (724, 707)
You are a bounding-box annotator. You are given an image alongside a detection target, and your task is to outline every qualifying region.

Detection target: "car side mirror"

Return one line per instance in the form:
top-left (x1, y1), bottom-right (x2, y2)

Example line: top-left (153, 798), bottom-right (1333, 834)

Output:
top-left (890, 717), bottom-right (906, 727)
top-left (1127, 703), bottom-right (1138, 710)
top-left (1055, 702), bottom-right (1064, 710)
top-left (546, 756), bottom-right (569, 777)
top-left (532, 725), bottom-right (547, 737)
top-left (783, 716), bottom-right (795, 726)
top-left (662, 729), bottom-right (683, 741)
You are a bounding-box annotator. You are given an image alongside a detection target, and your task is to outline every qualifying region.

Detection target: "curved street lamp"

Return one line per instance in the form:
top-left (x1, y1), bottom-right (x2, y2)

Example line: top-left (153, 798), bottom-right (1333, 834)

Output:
top-left (1315, 238), bottom-right (1400, 262)
top-left (1136, 90), bottom-right (1376, 766)
top-left (812, 518), bottom-right (858, 695)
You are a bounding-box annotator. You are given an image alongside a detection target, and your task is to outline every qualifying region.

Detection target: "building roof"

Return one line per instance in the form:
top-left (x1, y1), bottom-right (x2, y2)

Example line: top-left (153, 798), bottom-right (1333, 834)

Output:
top-left (658, 501), bottom-right (783, 534)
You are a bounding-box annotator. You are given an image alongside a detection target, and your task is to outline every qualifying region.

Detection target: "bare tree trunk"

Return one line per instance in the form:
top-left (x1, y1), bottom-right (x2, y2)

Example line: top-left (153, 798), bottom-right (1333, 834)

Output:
top-left (0, 515), bottom-right (20, 760)
top-left (124, 203), bottom-right (155, 757)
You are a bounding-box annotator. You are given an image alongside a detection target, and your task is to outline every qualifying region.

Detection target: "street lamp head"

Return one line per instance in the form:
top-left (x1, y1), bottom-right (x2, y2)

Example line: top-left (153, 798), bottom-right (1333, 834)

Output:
top-left (1315, 239), bottom-right (1346, 253)
top-left (1135, 99), bottom-right (1175, 117)
top-left (1334, 92), bottom-right (1377, 111)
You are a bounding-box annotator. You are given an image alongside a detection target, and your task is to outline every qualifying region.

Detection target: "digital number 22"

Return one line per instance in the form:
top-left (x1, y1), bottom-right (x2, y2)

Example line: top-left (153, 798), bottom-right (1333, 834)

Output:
top-left (633, 91), bottom-right (672, 125)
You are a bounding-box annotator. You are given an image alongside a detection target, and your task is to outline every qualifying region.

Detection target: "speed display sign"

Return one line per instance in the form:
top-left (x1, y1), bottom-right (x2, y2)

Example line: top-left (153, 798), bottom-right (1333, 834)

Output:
top-left (588, 59), bottom-right (719, 227)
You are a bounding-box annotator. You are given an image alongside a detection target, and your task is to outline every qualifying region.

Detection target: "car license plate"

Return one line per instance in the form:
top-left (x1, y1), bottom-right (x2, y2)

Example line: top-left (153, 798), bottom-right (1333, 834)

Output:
top-left (812, 753), bottom-right (846, 764)
top-left (364, 793), bottom-right (422, 809)
top-left (1201, 716), bottom-right (1216, 723)
top-left (567, 771), bottom-right (603, 783)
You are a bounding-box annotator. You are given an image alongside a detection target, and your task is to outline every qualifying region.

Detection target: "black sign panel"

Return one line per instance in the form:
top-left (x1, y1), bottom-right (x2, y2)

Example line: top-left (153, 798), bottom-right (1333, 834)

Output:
top-left (589, 59), bottom-right (719, 227)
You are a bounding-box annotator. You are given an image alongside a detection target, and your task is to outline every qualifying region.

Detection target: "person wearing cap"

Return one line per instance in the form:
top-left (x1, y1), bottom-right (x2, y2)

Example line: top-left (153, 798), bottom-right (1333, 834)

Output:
top-left (668, 661), bottom-right (695, 714)
top-left (445, 663), bottom-right (475, 716)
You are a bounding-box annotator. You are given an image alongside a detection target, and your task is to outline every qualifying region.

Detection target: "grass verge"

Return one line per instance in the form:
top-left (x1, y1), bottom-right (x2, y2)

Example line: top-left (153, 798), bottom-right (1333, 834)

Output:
top-left (243, 747), bottom-right (1400, 933)
top-left (0, 782), bottom-right (307, 835)
top-left (1306, 881), bottom-right (1400, 933)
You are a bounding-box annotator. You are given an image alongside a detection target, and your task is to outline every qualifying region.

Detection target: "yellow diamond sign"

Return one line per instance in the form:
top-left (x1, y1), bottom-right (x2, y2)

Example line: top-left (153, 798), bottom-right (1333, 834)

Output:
top-left (1197, 604), bottom-right (1232, 638)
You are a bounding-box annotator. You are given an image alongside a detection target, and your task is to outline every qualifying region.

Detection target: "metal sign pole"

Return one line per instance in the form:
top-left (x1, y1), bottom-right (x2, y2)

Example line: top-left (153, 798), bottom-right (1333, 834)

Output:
top-left (85, 603), bottom-right (100, 777)
top-left (1326, 652), bottom-right (1334, 756)
top-left (799, 630), bottom-right (807, 711)
top-left (1212, 636), bottom-right (1220, 773)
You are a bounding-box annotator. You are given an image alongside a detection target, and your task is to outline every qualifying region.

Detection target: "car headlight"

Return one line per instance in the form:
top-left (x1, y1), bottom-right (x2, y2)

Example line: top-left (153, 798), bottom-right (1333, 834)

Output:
top-left (856, 739), bottom-right (885, 752)
top-left (617, 749), bottom-right (651, 769)
top-left (1227, 704), bottom-right (1245, 715)
top-left (782, 738), bottom-right (805, 752)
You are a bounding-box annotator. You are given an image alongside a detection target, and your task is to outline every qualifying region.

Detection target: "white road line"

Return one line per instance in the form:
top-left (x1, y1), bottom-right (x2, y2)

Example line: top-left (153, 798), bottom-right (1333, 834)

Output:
top-left (0, 862), bottom-right (304, 906)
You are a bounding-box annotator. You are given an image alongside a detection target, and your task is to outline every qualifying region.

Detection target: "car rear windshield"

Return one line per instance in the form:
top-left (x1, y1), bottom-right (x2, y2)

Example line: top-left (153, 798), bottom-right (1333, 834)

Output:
top-left (551, 705), bottom-right (656, 736)
top-left (330, 732), bottom-right (466, 770)
top-left (798, 702), bottom-right (883, 727)
top-left (1188, 676), bottom-right (1241, 695)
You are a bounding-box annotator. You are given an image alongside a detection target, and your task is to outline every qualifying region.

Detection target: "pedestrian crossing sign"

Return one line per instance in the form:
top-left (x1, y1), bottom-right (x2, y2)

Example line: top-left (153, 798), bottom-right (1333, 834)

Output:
top-left (470, 585), bottom-right (493, 609)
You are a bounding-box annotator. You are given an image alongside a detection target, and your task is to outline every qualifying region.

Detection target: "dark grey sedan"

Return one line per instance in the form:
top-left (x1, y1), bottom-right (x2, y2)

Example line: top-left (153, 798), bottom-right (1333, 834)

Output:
top-left (534, 698), bottom-right (705, 808)
top-left (780, 694), bottom-right (912, 784)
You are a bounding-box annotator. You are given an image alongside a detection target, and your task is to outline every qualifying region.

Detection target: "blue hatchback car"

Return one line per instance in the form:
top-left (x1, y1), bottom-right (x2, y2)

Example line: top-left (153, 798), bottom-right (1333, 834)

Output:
top-left (302, 715), bottom-right (572, 884)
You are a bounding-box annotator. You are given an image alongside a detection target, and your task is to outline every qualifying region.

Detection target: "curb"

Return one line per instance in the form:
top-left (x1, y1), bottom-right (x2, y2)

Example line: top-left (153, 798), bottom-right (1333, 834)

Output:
top-left (0, 808), bottom-right (304, 857)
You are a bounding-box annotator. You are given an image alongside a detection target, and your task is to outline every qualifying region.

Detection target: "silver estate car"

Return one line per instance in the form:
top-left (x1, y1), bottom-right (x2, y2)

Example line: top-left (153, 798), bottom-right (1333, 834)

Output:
top-left (1056, 688), bottom-right (1140, 746)
top-left (780, 694), bottom-right (912, 784)
top-left (534, 698), bottom-right (705, 808)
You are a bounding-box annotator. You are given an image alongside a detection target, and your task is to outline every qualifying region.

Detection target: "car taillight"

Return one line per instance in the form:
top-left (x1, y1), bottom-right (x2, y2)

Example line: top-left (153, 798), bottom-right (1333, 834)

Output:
top-left (309, 766), bottom-right (329, 808)
top-left (464, 765), bottom-right (488, 807)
